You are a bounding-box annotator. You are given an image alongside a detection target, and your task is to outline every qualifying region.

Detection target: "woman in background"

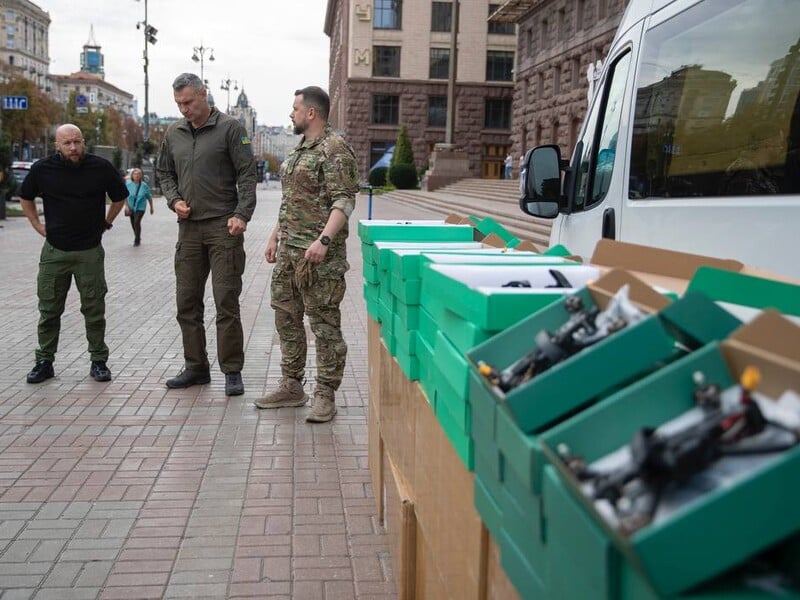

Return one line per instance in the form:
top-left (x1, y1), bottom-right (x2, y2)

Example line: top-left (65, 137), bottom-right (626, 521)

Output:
top-left (125, 168), bottom-right (153, 246)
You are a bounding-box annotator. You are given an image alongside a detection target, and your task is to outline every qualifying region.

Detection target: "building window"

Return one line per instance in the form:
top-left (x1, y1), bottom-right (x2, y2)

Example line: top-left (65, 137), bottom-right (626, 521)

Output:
top-left (572, 58), bottom-right (581, 90)
top-left (557, 9), bottom-right (566, 41)
top-left (527, 28), bottom-right (534, 57)
top-left (6, 38), bottom-right (14, 50)
top-left (373, 46), bottom-right (401, 77)
top-left (554, 65), bottom-right (561, 95)
top-left (540, 19), bottom-right (548, 47)
top-left (431, 2), bottom-right (452, 33)
top-left (537, 72), bottom-right (544, 97)
top-left (428, 96), bottom-right (447, 127)
top-left (486, 51), bottom-right (514, 81)
top-left (488, 4), bottom-right (515, 35)
top-left (372, 94), bottom-right (399, 125)
top-left (370, 141), bottom-right (394, 170)
top-left (374, 0), bottom-right (402, 30)
top-left (598, 0), bottom-right (607, 20)
top-left (576, 0), bottom-right (585, 31)
top-left (429, 48), bottom-right (450, 79)
top-left (485, 98), bottom-right (511, 129)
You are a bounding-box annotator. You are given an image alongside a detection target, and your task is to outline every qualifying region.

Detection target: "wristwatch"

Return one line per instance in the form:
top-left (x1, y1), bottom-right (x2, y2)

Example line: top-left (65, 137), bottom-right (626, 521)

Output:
top-left (319, 235), bottom-right (331, 246)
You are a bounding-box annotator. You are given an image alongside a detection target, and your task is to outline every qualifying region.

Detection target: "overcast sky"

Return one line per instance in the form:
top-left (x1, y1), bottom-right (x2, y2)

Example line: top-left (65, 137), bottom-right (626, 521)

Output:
top-left (37, 0), bottom-right (331, 126)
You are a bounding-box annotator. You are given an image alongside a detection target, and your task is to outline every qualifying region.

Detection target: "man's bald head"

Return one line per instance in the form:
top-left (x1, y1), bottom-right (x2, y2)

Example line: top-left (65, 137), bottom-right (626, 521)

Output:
top-left (55, 124), bottom-right (86, 165)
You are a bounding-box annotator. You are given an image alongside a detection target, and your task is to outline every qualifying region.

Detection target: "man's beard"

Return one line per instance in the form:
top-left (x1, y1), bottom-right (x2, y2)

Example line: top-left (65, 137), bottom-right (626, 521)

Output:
top-left (293, 122), bottom-right (305, 135)
top-left (65, 153), bottom-right (85, 168)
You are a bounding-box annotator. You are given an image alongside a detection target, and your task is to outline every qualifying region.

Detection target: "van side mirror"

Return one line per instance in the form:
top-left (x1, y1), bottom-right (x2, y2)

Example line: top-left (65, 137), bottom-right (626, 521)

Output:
top-left (519, 145), bottom-right (563, 219)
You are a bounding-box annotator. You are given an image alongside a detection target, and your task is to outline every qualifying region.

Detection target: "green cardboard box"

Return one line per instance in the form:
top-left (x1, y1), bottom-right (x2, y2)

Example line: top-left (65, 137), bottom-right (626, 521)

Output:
top-left (467, 270), bottom-right (677, 434)
top-left (420, 263), bottom-right (599, 330)
top-left (357, 219), bottom-right (475, 244)
top-left (539, 311), bottom-right (800, 596)
top-left (687, 266), bottom-right (800, 318)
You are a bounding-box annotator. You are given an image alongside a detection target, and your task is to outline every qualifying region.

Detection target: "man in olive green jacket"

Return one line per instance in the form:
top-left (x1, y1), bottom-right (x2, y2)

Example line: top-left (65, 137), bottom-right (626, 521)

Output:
top-left (157, 72), bottom-right (257, 396)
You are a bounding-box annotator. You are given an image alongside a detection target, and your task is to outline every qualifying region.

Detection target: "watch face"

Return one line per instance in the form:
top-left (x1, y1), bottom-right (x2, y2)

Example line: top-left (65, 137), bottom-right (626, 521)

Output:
top-left (320, 235), bottom-right (331, 246)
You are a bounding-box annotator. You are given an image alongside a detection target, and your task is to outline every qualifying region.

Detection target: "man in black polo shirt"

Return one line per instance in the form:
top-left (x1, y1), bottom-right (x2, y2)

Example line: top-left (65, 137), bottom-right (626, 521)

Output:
top-left (19, 124), bottom-right (128, 383)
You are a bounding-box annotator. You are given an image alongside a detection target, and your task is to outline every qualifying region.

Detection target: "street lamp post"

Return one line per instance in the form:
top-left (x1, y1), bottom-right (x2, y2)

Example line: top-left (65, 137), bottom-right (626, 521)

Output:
top-left (136, 0), bottom-right (158, 143)
top-left (191, 44), bottom-right (215, 88)
top-left (220, 77), bottom-right (238, 113)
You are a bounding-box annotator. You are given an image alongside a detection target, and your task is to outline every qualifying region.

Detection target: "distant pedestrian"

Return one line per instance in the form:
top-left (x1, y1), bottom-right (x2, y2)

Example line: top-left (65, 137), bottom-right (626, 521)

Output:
top-left (125, 168), bottom-right (153, 247)
top-left (504, 153), bottom-right (513, 179)
top-left (255, 86), bottom-right (359, 423)
top-left (156, 73), bottom-right (257, 397)
top-left (19, 124), bottom-right (128, 384)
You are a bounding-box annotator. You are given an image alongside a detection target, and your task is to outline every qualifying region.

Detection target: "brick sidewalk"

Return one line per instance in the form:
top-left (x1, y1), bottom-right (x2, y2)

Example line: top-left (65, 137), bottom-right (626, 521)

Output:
top-left (0, 187), bottom-right (440, 599)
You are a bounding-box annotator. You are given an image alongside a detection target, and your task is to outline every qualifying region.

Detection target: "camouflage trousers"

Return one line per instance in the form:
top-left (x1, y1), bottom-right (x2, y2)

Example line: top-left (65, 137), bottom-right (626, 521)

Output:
top-left (270, 244), bottom-right (348, 389)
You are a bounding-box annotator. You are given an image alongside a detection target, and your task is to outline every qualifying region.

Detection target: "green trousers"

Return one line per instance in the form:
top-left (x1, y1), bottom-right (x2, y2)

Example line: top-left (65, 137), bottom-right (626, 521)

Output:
top-left (175, 216), bottom-right (245, 373)
top-left (36, 241), bottom-right (108, 362)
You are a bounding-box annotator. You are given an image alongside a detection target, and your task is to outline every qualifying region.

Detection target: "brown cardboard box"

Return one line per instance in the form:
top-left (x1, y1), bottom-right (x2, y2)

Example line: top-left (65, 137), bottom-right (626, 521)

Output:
top-left (368, 318), bottom-right (384, 520)
top-left (379, 343), bottom-right (417, 496)
top-left (383, 452), bottom-right (417, 600)
top-left (414, 383), bottom-right (487, 600)
top-left (722, 309), bottom-right (800, 393)
top-left (590, 239), bottom-right (743, 293)
top-left (486, 533), bottom-right (521, 600)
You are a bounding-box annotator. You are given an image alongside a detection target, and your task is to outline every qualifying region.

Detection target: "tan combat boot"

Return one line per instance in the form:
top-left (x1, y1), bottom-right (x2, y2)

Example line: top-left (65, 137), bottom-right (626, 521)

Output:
top-left (306, 384), bottom-right (337, 423)
top-left (254, 377), bottom-right (308, 409)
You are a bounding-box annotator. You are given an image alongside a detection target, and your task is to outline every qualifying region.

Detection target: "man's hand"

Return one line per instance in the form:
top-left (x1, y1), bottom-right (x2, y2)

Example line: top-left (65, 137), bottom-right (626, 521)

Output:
top-left (228, 216), bottom-right (247, 236)
top-left (32, 222), bottom-right (46, 237)
top-left (265, 237), bottom-right (278, 263)
top-left (304, 239), bottom-right (328, 264)
top-left (150, 206), bottom-right (154, 215)
top-left (174, 199), bottom-right (191, 219)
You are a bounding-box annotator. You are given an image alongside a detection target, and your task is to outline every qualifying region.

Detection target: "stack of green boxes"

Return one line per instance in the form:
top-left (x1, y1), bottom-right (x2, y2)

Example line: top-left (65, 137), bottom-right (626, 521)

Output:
top-left (359, 219), bottom-right (475, 356)
top-left (467, 268), bottom-right (800, 599)
top-left (418, 261), bottom-right (601, 469)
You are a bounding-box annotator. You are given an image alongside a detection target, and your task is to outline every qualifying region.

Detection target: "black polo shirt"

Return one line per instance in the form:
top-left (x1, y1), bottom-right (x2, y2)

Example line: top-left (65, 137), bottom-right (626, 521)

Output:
top-left (20, 153), bottom-right (128, 251)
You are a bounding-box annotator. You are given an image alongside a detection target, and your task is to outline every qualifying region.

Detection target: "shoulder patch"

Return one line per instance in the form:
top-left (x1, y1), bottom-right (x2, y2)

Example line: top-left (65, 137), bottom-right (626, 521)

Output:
top-left (240, 136), bottom-right (251, 145)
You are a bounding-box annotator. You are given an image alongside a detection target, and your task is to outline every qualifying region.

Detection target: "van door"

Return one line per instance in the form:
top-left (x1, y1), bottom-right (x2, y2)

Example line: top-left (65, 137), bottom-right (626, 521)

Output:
top-left (621, 0), bottom-right (800, 277)
top-left (556, 34), bottom-right (640, 259)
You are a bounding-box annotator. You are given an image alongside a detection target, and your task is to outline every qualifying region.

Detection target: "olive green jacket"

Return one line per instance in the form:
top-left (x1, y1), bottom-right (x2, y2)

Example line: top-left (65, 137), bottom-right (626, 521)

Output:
top-left (156, 107), bottom-right (257, 222)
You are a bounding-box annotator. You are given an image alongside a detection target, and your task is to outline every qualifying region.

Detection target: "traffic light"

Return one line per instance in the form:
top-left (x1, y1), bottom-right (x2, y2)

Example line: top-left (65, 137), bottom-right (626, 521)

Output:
top-left (146, 25), bottom-right (157, 45)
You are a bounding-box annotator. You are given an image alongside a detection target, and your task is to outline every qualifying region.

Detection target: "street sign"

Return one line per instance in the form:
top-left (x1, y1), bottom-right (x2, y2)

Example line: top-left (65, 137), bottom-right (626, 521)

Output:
top-left (76, 107), bottom-right (89, 113)
top-left (76, 94), bottom-right (88, 107)
top-left (2, 95), bottom-right (28, 110)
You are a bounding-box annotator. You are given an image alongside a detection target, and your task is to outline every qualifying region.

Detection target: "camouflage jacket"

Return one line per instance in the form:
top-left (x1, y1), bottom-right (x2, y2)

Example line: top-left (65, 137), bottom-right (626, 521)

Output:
top-left (279, 124), bottom-right (359, 253)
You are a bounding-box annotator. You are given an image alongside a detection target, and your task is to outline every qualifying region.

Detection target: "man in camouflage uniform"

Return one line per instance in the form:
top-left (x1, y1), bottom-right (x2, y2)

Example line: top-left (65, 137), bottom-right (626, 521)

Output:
top-left (255, 86), bottom-right (359, 423)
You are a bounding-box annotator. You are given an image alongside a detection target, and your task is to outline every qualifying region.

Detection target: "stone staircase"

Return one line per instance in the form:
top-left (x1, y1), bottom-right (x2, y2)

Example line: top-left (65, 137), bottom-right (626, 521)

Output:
top-left (375, 178), bottom-right (554, 247)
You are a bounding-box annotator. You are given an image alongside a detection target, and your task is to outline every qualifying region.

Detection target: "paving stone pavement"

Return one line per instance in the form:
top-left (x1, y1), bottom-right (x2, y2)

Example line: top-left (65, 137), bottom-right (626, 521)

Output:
top-left (0, 185), bottom-right (441, 599)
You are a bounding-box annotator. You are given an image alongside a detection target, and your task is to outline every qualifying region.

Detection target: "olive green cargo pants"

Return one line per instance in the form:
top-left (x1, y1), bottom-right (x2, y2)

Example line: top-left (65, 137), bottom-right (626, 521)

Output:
top-left (174, 216), bottom-right (245, 373)
top-left (35, 241), bottom-right (108, 362)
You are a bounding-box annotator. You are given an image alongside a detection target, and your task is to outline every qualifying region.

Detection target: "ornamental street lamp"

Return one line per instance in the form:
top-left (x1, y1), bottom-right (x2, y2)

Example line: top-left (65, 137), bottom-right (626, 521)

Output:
top-left (191, 43), bottom-right (215, 88)
top-left (135, 0), bottom-right (157, 143)
top-left (220, 77), bottom-right (238, 113)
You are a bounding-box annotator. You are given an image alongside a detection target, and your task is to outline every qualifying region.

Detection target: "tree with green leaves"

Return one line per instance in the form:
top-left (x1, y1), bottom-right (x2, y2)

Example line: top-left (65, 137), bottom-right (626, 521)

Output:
top-left (0, 76), bottom-right (60, 157)
top-left (388, 125), bottom-right (418, 189)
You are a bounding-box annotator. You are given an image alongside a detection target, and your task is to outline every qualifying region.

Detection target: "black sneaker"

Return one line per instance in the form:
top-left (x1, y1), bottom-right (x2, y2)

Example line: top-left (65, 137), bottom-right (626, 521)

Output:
top-left (166, 368), bottom-right (211, 389)
top-left (90, 360), bottom-right (112, 382)
top-left (225, 372), bottom-right (244, 396)
top-left (27, 359), bottom-right (54, 384)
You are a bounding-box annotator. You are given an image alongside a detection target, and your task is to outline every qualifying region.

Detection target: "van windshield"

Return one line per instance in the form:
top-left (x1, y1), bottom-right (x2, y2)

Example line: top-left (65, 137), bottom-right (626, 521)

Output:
top-left (629, 0), bottom-right (799, 199)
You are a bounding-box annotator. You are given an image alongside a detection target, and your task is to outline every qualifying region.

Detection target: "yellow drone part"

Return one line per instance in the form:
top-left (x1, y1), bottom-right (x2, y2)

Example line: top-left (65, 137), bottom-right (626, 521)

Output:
top-left (477, 362), bottom-right (493, 377)
top-left (740, 365), bottom-right (761, 392)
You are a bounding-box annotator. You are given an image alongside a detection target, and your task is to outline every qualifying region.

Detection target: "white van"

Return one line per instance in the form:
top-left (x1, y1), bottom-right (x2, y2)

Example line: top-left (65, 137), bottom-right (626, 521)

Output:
top-left (520, 0), bottom-right (800, 278)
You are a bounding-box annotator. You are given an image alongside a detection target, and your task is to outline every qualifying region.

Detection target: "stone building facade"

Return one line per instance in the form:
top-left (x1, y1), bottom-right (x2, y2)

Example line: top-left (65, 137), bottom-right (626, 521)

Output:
top-left (324, 0), bottom-right (517, 179)
top-left (0, 0), bottom-right (50, 90)
top-left (492, 0), bottom-right (628, 173)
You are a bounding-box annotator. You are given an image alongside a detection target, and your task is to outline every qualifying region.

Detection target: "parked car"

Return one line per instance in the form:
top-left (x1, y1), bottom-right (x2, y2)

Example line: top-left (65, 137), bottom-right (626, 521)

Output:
top-left (9, 161), bottom-right (36, 201)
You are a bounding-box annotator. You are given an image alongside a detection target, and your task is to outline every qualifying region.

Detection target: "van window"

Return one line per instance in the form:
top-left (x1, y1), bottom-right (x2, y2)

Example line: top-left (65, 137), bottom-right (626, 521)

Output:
top-left (573, 51), bottom-right (631, 209)
top-left (629, 0), bottom-right (800, 200)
